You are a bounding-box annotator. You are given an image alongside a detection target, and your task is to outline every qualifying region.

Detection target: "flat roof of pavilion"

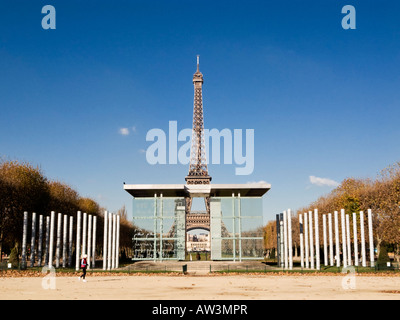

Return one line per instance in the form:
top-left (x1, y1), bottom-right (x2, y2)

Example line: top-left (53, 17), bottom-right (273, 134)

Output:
top-left (123, 183), bottom-right (271, 198)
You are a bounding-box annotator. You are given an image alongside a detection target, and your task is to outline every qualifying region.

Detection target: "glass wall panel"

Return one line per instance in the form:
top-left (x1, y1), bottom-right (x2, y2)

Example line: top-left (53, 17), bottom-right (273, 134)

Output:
top-left (132, 219), bottom-right (156, 239)
top-left (132, 197), bottom-right (185, 261)
top-left (221, 239), bottom-right (234, 259)
top-left (161, 218), bottom-right (176, 238)
top-left (210, 196), bottom-right (264, 261)
top-left (132, 198), bottom-right (155, 218)
top-left (241, 219), bottom-right (264, 238)
top-left (132, 195), bottom-right (264, 261)
top-left (220, 197), bottom-right (234, 218)
top-left (240, 197), bottom-right (263, 217)
top-left (221, 217), bottom-right (236, 237)
top-left (241, 238), bottom-right (264, 259)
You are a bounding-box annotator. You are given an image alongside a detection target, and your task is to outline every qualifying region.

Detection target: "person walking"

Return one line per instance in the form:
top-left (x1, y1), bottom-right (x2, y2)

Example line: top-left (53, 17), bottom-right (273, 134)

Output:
top-left (79, 254), bottom-right (88, 282)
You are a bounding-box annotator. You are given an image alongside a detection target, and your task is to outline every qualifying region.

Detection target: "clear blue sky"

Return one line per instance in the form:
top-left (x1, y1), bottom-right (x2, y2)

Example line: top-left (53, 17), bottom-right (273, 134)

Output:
top-left (1, 0), bottom-right (400, 223)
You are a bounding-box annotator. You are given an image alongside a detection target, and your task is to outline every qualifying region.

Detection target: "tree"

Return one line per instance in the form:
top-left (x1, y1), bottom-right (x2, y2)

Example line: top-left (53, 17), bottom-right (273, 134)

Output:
top-left (8, 245), bottom-right (19, 268)
top-left (117, 205), bottom-right (136, 256)
top-left (265, 161), bottom-right (400, 264)
top-left (0, 160), bottom-right (49, 254)
top-left (78, 197), bottom-right (101, 216)
top-left (47, 180), bottom-right (80, 216)
top-left (377, 243), bottom-right (390, 264)
top-left (263, 220), bottom-right (276, 254)
top-left (374, 164), bottom-right (400, 261)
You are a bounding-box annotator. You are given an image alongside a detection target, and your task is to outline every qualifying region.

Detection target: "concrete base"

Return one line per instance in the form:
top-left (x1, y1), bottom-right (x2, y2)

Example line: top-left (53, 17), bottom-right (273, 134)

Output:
top-left (122, 260), bottom-right (272, 275)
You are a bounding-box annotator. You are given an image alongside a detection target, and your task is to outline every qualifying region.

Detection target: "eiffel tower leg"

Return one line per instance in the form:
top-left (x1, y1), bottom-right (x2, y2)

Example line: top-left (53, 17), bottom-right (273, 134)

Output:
top-left (204, 196), bottom-right (210, 215)
top-left (185, 197), bottom-right (192, 215)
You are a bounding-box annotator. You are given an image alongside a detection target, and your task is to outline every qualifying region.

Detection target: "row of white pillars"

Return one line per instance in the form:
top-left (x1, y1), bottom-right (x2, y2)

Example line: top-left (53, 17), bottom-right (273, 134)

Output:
top-left (21, 211), bottom-right (97, 269)
top-left (299, 209), bottom-right (375, 269)
top-left (102, 211), bottom-right (120, 270)
top-left (277, 209), bottom-right (293, 270)
top-left (74, 211), bottom-right (98, 271)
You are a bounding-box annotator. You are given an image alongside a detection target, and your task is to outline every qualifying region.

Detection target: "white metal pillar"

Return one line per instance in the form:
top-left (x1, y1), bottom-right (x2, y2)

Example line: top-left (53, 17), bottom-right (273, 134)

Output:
top-left (346, 214), bottom-right (352, 265)
top-left (75, 211), bottom-right (81, 271)
top-left (304, 212), bottom-right (309, 269)
top-left (299, 214), bottom-right (304, 269)
top-left (107, 212), bottom-right (112, 270)
top-left (45, 216), bottom-right (50, 266)
top-left (279, 214), bottom-right (284, 268)
top-left (323, 214), bottom-right (328, 266)
top-left (82, 212), bottom-right (87, 256)
top-left (38, 215), bottom-right (44, 267)
top-left (115, 215), bottom-right (120, 269)
top-left (103, 211), bottom-right (108, 270)
top-left (368, 209), bottom-right (375, 267)
top-left (87, 214), bottom-right (92, 269)
top-left (56, 213), bottom-right (62, 268)
top-left (309, 211), bottom-right (314, 269)
top-left (341, 209), bottom-right (347, 267)
top-left (30, 212), bottom-right (37, 267)
top-left (92, 216), bottom-right (97, 268)
top-left (353, 212), bottom-right (359, 267)
top-left (112, 213), bottom-right (116, 269)
top-left (334, 211), bottom-right (340, 267)
top-left (49, 211), bottom-right (55, 268)
top-left (68, 216), bottom-right (73, 267)
top-left (314, 209), bottom-right (320, 270)
top-left (360, 211), bottom-right (367, 267)
top-left (288, 209), bottom-right (293, 270)
top-left (21, 211), bottom-right (28, 269)
top-left (283, 210), bottom-right (288, 269)
top-left (328, 213), bottom-right (334, 266)
top-left (62, 214), bottom-right (67, 268)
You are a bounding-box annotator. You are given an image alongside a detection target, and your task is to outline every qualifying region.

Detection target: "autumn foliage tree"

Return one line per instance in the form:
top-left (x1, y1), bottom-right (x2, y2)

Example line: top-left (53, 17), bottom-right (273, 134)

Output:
top-left (78, 197), bottom-right (101, 216)
top-left (116, 205), bottom-right (136, 258)
top-left (263, 161), bottom-right (400, 263)
top-left (0, 159), bottom-right (136, 262)
top-left (47, 180), bottom-right (80, 216)
top-left (263, 220), bottom-right (277, 259)
top-left (296, 162), bottom-right (400, 261)
top-left (0, 160), bottom-right (49, 255)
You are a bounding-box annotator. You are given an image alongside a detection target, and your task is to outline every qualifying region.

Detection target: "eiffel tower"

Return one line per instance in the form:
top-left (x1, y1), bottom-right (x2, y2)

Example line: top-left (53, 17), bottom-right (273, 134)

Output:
top-left (185, 56), bottom-right (212, 215)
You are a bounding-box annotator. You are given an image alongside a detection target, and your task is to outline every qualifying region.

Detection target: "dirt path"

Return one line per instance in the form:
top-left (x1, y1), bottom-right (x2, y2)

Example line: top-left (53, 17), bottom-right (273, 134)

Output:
top-left (1, 274), bottom-right (400, 300)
